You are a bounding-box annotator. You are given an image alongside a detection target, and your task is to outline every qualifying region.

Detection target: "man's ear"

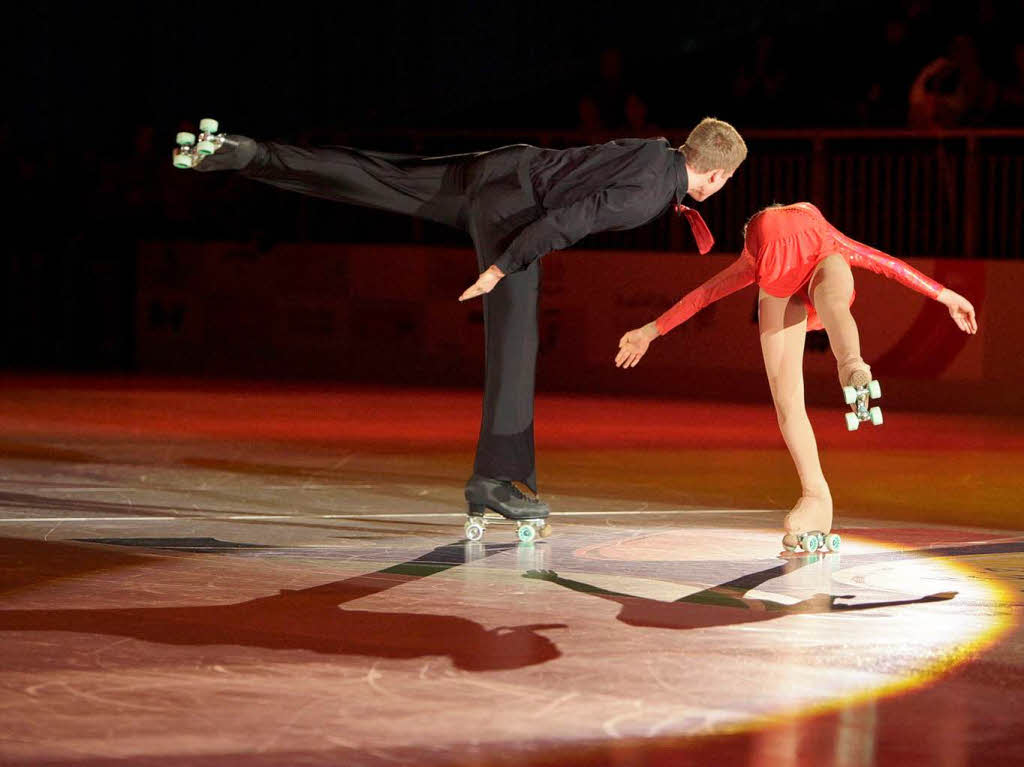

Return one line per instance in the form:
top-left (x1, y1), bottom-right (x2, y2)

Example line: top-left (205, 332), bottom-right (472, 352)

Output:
top-left (709, 168), bottom-right (727, 183)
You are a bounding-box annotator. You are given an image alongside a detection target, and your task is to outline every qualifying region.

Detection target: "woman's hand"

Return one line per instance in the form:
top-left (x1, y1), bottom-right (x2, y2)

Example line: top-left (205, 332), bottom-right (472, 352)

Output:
top-left (459, 265), bottom-right (505, 301)
top-left (615, 322), bottom-right (660, 368)
top-left (938, 288), bottom-right (978, 334)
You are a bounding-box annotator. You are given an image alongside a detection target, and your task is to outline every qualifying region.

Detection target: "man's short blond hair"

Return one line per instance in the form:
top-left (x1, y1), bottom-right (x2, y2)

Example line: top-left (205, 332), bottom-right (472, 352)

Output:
top-left (680, 117), bottom-right (747, 173)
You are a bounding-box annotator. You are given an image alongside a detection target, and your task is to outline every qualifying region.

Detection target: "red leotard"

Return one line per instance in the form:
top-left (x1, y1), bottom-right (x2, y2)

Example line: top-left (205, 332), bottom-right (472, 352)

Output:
top-left (655, 203), bottom-right (944, 334)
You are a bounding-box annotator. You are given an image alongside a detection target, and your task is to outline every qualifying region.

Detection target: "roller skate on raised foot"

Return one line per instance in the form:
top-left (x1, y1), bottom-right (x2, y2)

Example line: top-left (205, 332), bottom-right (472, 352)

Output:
top-left (782, 494), bottom-right (839, 554)
top-left (464, 475), bottom-right (552, 544)
top-left (842, 368), bottom-right (882, 432)
top-left (172, 118), bottom-right (257, 171)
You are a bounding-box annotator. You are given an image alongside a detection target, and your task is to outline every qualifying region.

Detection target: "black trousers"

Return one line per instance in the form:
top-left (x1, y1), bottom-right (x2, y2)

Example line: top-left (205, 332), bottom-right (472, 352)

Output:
top-left (243, 142), bottom-right (544, 490)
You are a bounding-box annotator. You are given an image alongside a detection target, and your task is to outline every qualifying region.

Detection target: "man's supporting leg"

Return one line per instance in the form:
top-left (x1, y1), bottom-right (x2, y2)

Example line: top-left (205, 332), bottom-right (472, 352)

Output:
top-left (473, 260), bottom-right (542, 493)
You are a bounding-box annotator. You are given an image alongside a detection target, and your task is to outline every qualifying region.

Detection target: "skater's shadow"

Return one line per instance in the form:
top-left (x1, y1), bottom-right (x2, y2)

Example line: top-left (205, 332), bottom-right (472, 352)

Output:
top-left (523, 561), bottom-right (956, 631)
top-left (0, 537), bottom-right (565, 671)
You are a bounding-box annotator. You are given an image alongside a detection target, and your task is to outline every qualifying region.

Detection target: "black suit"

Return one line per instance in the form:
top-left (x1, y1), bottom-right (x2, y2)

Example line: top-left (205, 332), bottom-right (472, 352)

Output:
top-left (231, 138), bottom-right (691, 491)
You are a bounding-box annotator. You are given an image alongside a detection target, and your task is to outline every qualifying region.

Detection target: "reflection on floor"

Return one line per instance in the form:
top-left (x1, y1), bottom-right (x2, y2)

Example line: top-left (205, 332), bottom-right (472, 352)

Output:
top-left (0, 379), bottom-right (1021, 766)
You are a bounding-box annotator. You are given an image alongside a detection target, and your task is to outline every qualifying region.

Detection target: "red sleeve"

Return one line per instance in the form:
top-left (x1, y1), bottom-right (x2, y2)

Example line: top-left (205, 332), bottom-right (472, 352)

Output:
top-left (827, 226), bottom-right (944, 300)
top-left (655, 251), bottom-right (757, 336)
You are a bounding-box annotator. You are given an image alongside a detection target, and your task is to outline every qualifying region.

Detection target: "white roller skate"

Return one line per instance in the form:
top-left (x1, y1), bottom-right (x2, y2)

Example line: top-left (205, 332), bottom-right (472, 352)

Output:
top-left (172, 118), bottom-right (228, 169)
top-left (782, 494), bottom-right (840, 554)
top-left (842, 369), bottom-right (883, 431)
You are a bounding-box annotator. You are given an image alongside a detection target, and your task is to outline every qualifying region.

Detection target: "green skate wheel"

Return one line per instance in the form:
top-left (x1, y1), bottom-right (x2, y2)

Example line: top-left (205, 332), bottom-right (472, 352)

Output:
top-left (845, 412), bottom-right (859, 431)
top-left (824, 533), bottom-right (841, 552)
top-left (801, 533), bottom-right (820, 553)
top-left (869, 380), bottom-right (882, 399)
top-left (464, 520), bottom-right (485, 541)
top-left (196, 140), bottom-right (216, 155)
top-left (517, 523), bottom-right (537, 544)
top-left (843, 385), bottom-right (857, 405)
top-left (199, 118), bottom-right (219, 134)
top-left (172, 151), bottom-right (193, 169)
top-left (870, 406), bottom-right (883, 426)
top-left (176, 131), bottom-right (196, 146)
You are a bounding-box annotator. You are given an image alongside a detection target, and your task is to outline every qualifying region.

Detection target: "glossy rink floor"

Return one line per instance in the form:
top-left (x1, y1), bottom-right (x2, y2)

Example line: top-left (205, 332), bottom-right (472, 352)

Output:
top-left (1, 379), bottom-right (1022, 766)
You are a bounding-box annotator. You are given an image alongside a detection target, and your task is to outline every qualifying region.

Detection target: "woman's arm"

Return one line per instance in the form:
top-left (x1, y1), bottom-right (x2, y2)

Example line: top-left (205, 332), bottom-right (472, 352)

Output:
top-left (831, 227), bottom-right (978, 334)
top-left (615, 252), bottom-right (757, 368)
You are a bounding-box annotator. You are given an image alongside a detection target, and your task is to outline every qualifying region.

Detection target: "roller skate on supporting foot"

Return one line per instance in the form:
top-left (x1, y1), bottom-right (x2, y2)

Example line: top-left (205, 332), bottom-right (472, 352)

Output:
top-left (172, 118), bottom-right (256, 170)
top-left (782, 531), bottom-right (841, 554)
top-left (842, 374), bottom-right (883, 432)
top-left (464, 475), bottom-right (552, 543)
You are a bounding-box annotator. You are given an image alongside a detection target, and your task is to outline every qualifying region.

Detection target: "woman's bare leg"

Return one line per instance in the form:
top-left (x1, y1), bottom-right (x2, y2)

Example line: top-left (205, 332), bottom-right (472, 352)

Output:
top-left (809, 254), bottom-right (871, 388)
top-left (758, 289), bottom-right (833, 542)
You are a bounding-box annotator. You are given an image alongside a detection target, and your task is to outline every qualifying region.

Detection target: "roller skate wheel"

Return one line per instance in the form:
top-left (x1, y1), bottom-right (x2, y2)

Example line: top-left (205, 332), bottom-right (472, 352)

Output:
top-left (845, 412), bottom-right (859, 431)
top-left (782, 533), bottom-right (798, 552)
top-left (516, 523), bottom-right (537, 544)
top-left (172, 152), bottom-right (193, 169)
top-left (464, 520), bottom-right (485, 541)
top-left (824, 533), bottom-right (841, 552)
top-left (196, 140), bottom-right (216, 155)
top-left (801, 533), bottom-right (821, 553)
top-left (199, 118), bottom-right (219, 134)
top-left (869, 380), bottom-right (882, 399)
top-left (176, 132), bottom-right (196, 146)
top-left (870, 406), bottom-right (883, 426)
top-left (842, 385), bottom-right (858, 405)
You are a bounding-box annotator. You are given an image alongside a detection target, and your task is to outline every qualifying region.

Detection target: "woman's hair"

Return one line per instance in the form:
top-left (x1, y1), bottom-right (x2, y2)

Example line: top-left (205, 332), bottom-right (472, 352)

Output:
top-left (680, 117), bottom-right (748, 173)
top-left (742, 203), bottom-right (787, 239)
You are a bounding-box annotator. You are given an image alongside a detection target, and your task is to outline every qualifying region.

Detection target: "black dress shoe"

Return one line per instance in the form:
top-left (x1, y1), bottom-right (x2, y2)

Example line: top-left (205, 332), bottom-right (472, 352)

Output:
top-left (464, 475), bottom-right (550, 520)
top-left (195, 135), bottom-right (259, 171)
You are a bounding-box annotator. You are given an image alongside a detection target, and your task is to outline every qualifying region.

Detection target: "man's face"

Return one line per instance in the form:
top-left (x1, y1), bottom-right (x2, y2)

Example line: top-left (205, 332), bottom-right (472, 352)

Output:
top-left (689, 169), bottom-right (733, 201)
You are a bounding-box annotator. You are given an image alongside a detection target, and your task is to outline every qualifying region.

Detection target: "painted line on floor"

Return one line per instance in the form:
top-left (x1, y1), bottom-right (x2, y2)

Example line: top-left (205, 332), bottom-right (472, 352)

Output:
top-left (0, 509), bottom-right (772, 523)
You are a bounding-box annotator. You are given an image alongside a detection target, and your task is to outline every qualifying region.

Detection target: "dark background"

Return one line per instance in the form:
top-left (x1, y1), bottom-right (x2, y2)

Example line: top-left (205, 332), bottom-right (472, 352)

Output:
top-left (5, 0), bottom-right (1023, 374)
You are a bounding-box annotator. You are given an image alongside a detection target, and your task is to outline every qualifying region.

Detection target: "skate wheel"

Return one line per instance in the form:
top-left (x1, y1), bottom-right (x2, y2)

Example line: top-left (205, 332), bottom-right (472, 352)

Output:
top-left (869, 380), bottom-right (882, 399)
top-left (845, 412), bottom-right (859, 431)
top-left (196, 140), bottom-right (216, 155)
top-left (801, 533), bottom-right (821, 553)
top-left (824, 533), bottom-right (841, 552)
top-left (782, 533), bottom-right (798, 552)
top-left (516, 523), bottom-right (537, 544)
top-left (870, 406), bottom-right (883, 426)
top-left (842, 385), bottom-right (857, 405)
top-left (199, 118), bottom-right (219, 134)
top-left (172, 152), bottom-right (193, 169)
top-left (176, 131), bottom-right (196, 146)
top-left (464, 520), bottom-right (485, 541)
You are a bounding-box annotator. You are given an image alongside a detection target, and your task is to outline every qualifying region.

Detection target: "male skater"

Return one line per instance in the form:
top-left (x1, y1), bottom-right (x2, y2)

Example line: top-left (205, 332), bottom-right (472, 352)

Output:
top-left (182, 118), bottom-right (747, 521)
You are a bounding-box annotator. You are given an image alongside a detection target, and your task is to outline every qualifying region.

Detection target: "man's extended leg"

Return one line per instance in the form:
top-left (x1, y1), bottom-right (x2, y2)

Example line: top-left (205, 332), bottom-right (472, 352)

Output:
top-left (195, 136), bottom-right (473, 228)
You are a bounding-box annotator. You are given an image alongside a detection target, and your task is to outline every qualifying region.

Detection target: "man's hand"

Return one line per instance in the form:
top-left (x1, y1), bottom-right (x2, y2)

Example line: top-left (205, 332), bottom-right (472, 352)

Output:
top-left (459, 265), bottom-right (506, 301)
top-left (615, 322), bottom-right (660, 368)
top-left (938, 288), bottom-right (978, 334)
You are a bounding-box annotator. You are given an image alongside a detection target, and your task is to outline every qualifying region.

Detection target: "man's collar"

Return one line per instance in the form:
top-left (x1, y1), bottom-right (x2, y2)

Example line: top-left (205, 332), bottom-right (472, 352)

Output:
top-left (673, 149), bottom-right (689, 204)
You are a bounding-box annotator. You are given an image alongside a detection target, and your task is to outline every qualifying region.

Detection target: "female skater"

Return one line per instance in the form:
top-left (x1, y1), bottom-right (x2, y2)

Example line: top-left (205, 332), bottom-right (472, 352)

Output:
top-left (614, 202), bottom-right (978, 552)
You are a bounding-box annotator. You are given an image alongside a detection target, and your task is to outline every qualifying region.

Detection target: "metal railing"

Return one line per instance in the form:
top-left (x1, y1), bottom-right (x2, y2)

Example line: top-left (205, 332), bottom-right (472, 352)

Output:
top-left (258, 128), bottom-right (1024, 260)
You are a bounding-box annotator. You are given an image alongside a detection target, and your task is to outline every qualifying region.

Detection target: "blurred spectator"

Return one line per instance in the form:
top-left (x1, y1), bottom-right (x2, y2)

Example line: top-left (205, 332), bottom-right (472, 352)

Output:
top-left (909, 35), bottom-right (1000, 128)
top-left (995, 42), bottom-right (1024, 123)
top-left (857, 17), bottom-right (920, 125)
top-left (731, 35), bottom-right (788, 125)
top-left (576, 47), bottom-right (652, 135)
